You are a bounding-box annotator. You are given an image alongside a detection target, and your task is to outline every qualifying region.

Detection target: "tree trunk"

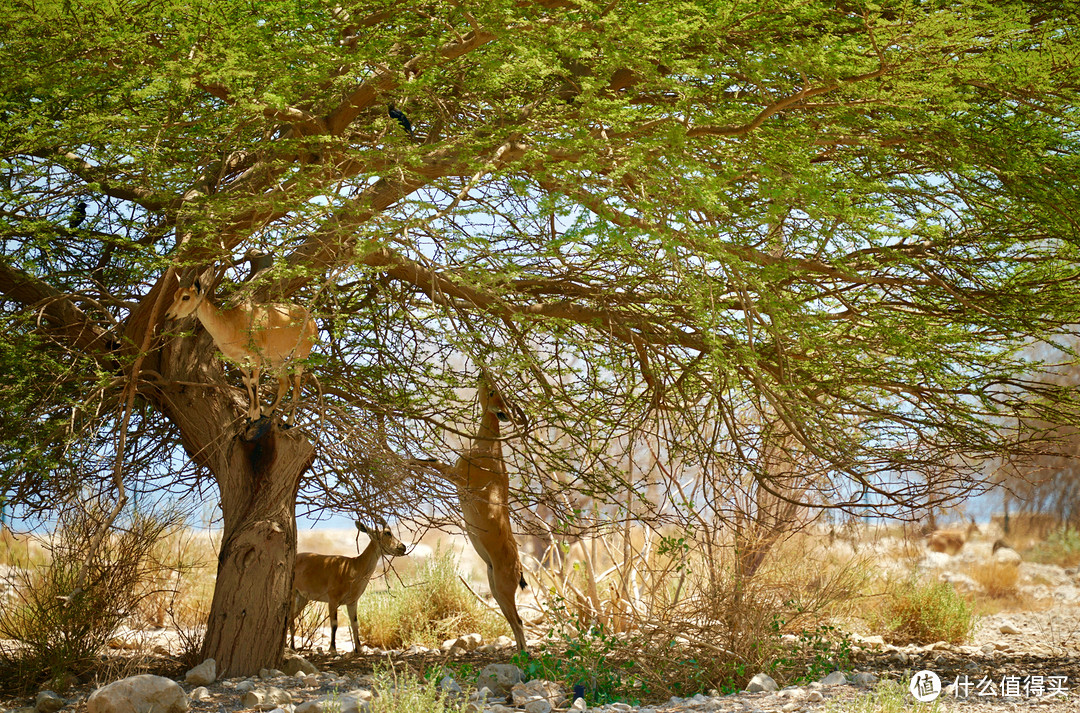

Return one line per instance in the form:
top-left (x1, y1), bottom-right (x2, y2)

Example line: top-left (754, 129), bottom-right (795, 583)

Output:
top-left (145, 325), bottom-right (314, 676)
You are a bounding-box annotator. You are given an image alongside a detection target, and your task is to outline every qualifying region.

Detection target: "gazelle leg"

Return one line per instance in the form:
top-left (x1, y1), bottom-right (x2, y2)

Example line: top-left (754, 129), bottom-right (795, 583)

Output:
top-left (347, 601), bottom-right (360, 654)
top-left (328, 603), bottom-right (339, 653)
top-left (266, 373), bottom-right (289, 418)
top-left (488, 563), bottom-right (527, 652)
top-left (286, 368), bottom-right (304, 426)
top-left (242, 365), bottom-right (262, 421)
top-left (290, 593), bottom-right (306, 651)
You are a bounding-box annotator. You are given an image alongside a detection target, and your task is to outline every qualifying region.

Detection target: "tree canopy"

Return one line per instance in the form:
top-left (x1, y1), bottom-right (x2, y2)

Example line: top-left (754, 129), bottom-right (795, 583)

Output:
top-left (2, 0), bottom-right (1080, 673)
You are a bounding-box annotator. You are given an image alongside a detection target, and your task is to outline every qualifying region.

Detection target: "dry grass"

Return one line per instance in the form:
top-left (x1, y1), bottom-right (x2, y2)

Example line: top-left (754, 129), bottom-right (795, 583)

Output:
top-left (967, 560), bottom-right (1020, 600)
top-left (349, 547), bottom-right (509, 650)
top-left (0, 507), bottom-right (187, 694)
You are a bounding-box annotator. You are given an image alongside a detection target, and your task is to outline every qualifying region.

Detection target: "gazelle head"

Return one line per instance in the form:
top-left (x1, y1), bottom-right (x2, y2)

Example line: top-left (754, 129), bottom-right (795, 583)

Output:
top-left (165, 278), bottom-right (206, 320)
top-left (477, 377), bottom-right (525, 425)
top-left (356, 520), bottom-right (407, 556)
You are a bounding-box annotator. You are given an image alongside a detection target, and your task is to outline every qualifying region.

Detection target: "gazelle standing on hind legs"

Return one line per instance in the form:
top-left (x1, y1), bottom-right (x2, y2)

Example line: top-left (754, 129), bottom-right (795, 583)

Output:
top-left (291, 520), bottom-right (408, 654)
top-left (164, 276), bottom-right (317, 426)
top-left (411, 377), bottom-right (529, 652)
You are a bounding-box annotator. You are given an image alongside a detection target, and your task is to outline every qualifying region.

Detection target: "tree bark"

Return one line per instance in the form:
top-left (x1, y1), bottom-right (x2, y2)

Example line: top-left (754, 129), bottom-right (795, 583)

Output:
top-left (145, 323), bottom-right (314, 676)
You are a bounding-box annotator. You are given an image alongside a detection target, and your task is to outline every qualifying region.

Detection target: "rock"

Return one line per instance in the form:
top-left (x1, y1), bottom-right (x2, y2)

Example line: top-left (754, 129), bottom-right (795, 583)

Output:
top-left (241, 687), bottom-right (293, 710)
top-left (188, 687), bottom-right (211, 702)
top-left (999, 622), bottom-right (1021, 635)
top-left (87, 675), bottom-right (188, 713)
top-left (510, 679), bottom-right (566, 708)
top-left (185, 658), bottom-right (216, 686)
top-left (851, 672), bottom-right (878, 687)
top-left (259, 668), bottom-right (284, 680)
top-left (570, 698), bottom-right (587, 711)
top-left (994, 547), bottom-right (1022, 566)
top-left (35, 691), bottom-right (66, 713)
top-left (523, 700), bottom-right (552, 713)
top-left (439, 676), bottom-right (462, 695)
top-left (235, 680), bottom-right (257, 692)
top-left (745, 673), bottom-right (779, 693)
top-left (282, 654), bottom-right (318, 676)
top-left (807, 690), bottom-right (825, 702)
top-left (821, 671), bottom-right (847, 686)
top-left (476, 664), bottom-right (524, 697)
top-left (489, 706), bottom-right (515, 713)
top-left (294, 702), bottom-right (322, 713)
top-left (782, 703), bottom-right (800, 712)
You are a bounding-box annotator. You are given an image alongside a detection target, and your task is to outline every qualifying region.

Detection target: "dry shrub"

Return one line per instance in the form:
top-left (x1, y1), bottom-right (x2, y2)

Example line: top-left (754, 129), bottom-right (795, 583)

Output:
top-left (967, 560), bottom-right (1019, 600)
top-left (524, 520), bottom-right (870, 700)
top-left (0, 505), bottom-right (185, 694)
top-left (350, 547), bottom-right (508, 650)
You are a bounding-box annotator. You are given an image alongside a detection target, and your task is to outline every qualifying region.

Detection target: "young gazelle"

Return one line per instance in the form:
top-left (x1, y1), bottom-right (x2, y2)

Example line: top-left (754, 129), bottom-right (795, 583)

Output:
top-left (290, 520), bottom-right (408, 654)
top-left (927, 519), bottom-right (980, 556)
top-left (412, 379), bottom-right (529, 652)
top-left (164, 278), bottom-right (317, 425)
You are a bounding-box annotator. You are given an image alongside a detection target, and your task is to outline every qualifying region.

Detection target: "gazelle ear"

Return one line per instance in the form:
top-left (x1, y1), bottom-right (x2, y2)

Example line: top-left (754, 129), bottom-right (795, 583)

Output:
top-left (193, 278), bottom-right (202, 293)
top-left (355, 520), bottom-right (368, 533)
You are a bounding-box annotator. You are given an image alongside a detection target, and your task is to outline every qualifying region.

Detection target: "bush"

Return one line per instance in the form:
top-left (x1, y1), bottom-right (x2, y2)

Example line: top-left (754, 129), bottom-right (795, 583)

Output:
top-left (366, 666), bottom-right (470, 713)
top-left (1024, 526), bottom-right (1080, 568)
top-left (0, 506), bottom-right (184, 693)
top-left (875, 577), bottom-right (974, 645)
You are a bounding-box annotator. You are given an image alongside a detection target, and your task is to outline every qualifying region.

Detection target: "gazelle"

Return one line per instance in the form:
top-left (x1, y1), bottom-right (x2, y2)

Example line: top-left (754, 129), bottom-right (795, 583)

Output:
top-left (164, 278), bottom-right (317, 425)
top-left (290, 520), bottom-right (408, 654)
top-left (927, 519), bottom-right (980, 556)
top-left (412, 379), bottom-right (529, 652)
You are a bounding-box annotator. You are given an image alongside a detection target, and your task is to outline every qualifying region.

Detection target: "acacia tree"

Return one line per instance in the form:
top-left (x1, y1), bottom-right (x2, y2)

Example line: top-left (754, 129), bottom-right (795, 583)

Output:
top-left (2, 0), bottom-right (1080, 674)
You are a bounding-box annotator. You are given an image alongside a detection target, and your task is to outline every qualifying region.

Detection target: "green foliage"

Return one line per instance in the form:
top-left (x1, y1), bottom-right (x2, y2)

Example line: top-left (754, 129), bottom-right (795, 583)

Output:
top-left (770, 622), bottom-right (854, 686)
top-left (1025, 526), bottom-right (1080, 568)
top-left (365, 666), bottom-right (470, 713)
top-left (825, 678), bottom-right (943, 713)
top-left (876, 577), bottom-right (975, 645)
top-left (512, 613), bottom-right (650, 706)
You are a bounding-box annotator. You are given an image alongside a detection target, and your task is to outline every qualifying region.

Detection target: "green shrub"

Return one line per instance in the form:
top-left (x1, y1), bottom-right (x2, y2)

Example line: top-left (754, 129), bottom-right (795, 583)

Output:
top-left (876, 577), bottom-right (974, 645)
top-left (1025, 526), bottom-right (1080, 568)
top-left (362, 666), bottom-right (470, 713)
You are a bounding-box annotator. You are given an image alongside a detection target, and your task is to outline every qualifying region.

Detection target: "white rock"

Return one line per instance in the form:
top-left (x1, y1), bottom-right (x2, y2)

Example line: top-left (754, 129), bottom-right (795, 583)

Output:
top-left (87, 674), bottom-right (189, 713)
top-left (283, 654), bottom-right (318, 676)
top-left (294, 702), bottom-right (322, 713)
top-left (523, 700), bottom-right (552, 713)
top-left (188, 687), bottom-right (211, 702)
top-left (510, 679), bottom-right (567, 708)
top-left (242, 687), bottom-right (293, 710)
top-left (185, 658), bottom-right (216, 686)
top-left (821, 671), bottom-right (847, 686)
top-left (999, 622), bottom-right (1022, 635)
top-left (745, 673), bottom-right (779, 693)
top-left (476, 664), bottom-right (524, 696)
top-left (807, 690), bottom-right (825, 702)
top-left (851, 672), bottom-right (877, 687)
top-left (570, 697), bottom-right (587, 711)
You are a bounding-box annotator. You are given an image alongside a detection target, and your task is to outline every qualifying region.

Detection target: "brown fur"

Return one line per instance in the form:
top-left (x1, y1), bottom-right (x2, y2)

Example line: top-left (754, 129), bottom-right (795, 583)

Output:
top-left (927, 520), bottom-right (980, 556)
top-left (411, 379), bottom-right (528, 651)
top-left (290, 521), bottom-right (407, 653)
top-left (165, 279), bottom-right (317, 424)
